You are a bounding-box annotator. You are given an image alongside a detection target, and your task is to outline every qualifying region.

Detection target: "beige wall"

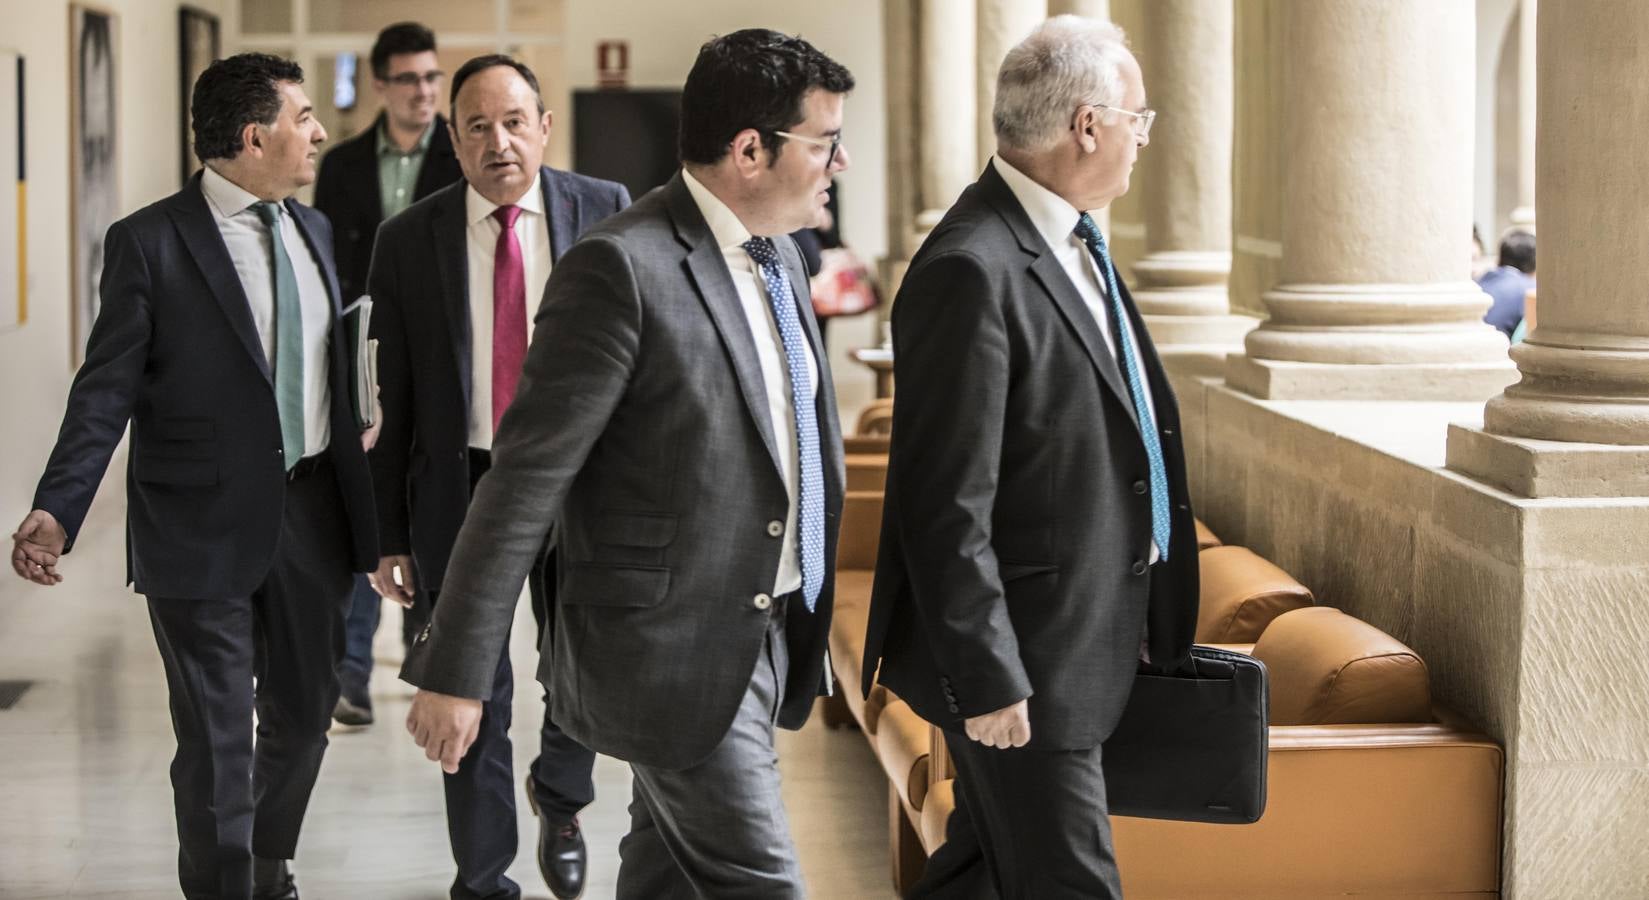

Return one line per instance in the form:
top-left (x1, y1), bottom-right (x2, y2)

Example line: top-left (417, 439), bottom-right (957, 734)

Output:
top-left (0, 0), bottom-right (232, 520)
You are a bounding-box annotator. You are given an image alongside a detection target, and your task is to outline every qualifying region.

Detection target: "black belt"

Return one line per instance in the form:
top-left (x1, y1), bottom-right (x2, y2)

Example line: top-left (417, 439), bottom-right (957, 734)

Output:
top-left (286, 453), bottom-right (327, 482)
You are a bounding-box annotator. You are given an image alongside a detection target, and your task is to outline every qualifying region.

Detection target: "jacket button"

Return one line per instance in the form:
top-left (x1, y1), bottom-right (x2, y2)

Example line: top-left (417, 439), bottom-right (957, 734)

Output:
top-left (1133, 480), bottom-right (1147, 495)
top-left (457, 451), bottom-right (465, 460)
top-left (767, 520), bottom-right (784, 537)
top-left (948, 703), bottom-right (961, 713)
top-left (753, 593), bottom-right (772, 610)
top-left (1132, 560), bottom-right (1148, 576)
top-left (940, 676), bottom-right (951, 685)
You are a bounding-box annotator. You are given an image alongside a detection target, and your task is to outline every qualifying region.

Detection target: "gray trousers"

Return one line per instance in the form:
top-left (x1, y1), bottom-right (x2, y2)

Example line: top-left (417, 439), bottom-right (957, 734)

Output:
top-left (616, 596), bottom-right (806, 899)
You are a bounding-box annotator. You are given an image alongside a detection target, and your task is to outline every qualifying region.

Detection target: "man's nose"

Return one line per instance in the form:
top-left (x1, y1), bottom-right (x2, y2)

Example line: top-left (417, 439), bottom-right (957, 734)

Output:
top-left (832, 143), bottom-right (851, 173)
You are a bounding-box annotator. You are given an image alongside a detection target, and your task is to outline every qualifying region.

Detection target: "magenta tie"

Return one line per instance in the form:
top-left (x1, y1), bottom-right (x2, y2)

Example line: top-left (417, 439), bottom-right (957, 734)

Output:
top-left (491, 204), bottom-right (527, 434)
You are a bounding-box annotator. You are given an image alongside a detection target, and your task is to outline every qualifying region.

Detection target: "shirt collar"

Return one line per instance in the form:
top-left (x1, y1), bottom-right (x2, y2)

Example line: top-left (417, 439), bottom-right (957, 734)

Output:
top-left (681, 168), bottom-right (754, 253)
top-left (200, 164), bottom-right (267, 220)
top-left (465, 171), bottom-right (545, 227)
top-left (377, 117), bottom-right (436, 157)
top-left (991, 155), bottom-right (1101, 253)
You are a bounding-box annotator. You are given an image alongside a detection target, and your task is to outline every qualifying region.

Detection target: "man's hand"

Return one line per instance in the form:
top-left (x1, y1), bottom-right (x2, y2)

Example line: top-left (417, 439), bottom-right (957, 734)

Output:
top-left (359, 391), bottom-right (384, 452)
top-left (367, 554), bottom-right (417, 608)
top-left (11, 510), bottom-right (67, 586)
top-left (406, 689), bottom-right (482, 774)
top-left (964, 698), bottom-right (1031, 749)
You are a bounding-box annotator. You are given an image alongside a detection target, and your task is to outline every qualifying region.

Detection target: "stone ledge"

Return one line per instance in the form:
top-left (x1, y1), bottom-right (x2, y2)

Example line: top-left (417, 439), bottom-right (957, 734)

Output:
top-left (1226, 354), bottom-right (1518, 401)
top-left (1445, 425), bottom-right (1649, 499)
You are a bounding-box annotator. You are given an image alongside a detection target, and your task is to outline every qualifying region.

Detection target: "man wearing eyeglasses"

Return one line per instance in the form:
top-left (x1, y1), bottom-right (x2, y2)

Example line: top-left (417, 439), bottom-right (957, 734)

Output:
top-left (400, 29), bottom-right (852, 899)
top-left (862, 16), bottom-right (1198, 899)
top-left (313, 20), bottom-right (462, 728)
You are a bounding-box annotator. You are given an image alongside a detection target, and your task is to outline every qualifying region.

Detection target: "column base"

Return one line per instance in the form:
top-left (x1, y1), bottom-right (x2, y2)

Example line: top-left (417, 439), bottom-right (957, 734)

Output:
top-left (1445, 424), bottom-right (1649, 498)
top-left (1225, 354), bottom-right (1518, 401)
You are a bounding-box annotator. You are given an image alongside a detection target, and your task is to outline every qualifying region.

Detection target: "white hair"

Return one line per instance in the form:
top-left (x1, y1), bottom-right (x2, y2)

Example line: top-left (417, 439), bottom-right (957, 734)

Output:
top-left (993, 15), bottom-right (1132, 152)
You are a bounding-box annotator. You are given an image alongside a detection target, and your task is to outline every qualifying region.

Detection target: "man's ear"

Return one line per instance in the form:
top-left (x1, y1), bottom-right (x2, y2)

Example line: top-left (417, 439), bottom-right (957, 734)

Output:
top-left (730, 128), bottom-right (765, 178)
top-left (240, 122), bottom-right (265, 159)
top-left (1073, 107), bottom-right (1100, 154)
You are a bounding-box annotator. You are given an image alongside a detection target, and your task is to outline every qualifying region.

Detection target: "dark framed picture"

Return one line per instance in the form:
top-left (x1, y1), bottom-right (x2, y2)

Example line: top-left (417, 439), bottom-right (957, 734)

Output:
top-left (179, 6), bottom-right (220, 186)
top-left (69, 4), bottom-right (117, 365)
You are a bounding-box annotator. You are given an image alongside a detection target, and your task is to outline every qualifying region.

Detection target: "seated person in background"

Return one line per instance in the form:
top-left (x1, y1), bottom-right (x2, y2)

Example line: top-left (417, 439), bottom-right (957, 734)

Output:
top-left (1479, 229), bottom-right (1535, 339)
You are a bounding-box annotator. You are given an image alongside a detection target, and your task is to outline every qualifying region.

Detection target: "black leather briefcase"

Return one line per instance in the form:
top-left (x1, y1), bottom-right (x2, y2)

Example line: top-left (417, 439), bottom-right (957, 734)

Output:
top-left (1102, 645), bottom-right (1269, 824)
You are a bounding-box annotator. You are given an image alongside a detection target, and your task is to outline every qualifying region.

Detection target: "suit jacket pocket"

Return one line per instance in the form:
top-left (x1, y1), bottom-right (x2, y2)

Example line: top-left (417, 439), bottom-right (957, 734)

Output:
top-left (561, 562), bottom-right (671, 608)
top-left (135, 457), bottom-right (219, 486)
top-left (999, 560), bottom-right (1059, 583)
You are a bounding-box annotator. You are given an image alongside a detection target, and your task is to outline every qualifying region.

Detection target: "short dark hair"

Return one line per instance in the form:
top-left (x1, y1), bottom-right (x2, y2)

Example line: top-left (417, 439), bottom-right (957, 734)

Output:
top-left (1499, 229), bottom-right (1536, 274)
top-left (192, 53), bottom-right (304, 162)
top-left (678, 29), bottom-right (854, 166)
top-left (370, 22), bottom-right (437, 81)
top-left (448, 54), bottom-right (545, 122)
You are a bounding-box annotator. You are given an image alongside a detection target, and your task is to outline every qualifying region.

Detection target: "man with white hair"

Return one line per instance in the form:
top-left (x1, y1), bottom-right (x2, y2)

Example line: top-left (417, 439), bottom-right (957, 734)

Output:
top-left (862, 16), bottom-right (1200, 897)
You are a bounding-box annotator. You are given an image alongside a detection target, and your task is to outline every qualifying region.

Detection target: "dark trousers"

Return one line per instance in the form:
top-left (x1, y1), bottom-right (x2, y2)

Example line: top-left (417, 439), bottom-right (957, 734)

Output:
top-left (912, 734), bottom-right (1122, 900)
top-left (436, 448), bottom-right (597, 900)
top-left (145, 456), bottom-right (354, 900)
top-left (337, 571), bottom-right (428, 693)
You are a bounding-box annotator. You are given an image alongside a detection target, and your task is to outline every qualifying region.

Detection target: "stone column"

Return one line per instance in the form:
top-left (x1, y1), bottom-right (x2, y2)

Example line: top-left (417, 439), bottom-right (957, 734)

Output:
top-left (915, 0), bottom-right (978, 234)
top-left (1130, 0), bottom-right (1253, 377)
top-left (1449, 2), bottom-right (1649, 496)
top-left (1046, 0), bottom-right (1106, 19)
top-left (1225, 1), bottom-right (1515, 401)
top-left (882, 0), bottom-right (919, 294)
top-left (976, 0), bottom-right (1046, 167)
top-left (1508, 0), bottom-right (1537, 231)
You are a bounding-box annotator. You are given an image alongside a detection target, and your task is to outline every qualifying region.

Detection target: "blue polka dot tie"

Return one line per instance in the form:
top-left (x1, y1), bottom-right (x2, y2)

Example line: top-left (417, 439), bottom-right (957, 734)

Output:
top-left (743, 237), bottom-right (826, 611)
top-left (1073, 213), bottom-right (1172, 561)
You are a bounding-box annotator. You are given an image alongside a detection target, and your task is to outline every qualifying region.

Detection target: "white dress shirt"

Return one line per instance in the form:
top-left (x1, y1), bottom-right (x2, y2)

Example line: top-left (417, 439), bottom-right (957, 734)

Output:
top-left (465, 174), bottom-right (553, 450)
top-left (993, 156), bottom-right (1161, 563)
top-left (682, 169), bottom-right (820, 597)
top-left (201, 165), bottom-right (333, 457)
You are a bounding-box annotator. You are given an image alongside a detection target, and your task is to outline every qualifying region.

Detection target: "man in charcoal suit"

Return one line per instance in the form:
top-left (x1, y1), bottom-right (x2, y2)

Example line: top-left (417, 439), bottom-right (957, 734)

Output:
top-left (399, 29), bottom-right (855, 899)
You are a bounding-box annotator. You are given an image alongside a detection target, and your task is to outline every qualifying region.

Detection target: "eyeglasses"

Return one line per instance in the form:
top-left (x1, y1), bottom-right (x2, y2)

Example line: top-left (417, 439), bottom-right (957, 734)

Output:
top-left (772, 130), bottom-right (843, 168)
top-left (1081, 103), bottom-right (1156, 139)
top-left (384, 70), bottom-right (445, 88)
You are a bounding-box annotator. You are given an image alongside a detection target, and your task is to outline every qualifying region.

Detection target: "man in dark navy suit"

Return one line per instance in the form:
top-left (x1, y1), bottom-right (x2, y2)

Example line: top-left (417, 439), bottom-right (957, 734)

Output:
top-left (9, 54), bottom-right (378, 900)
top-left (365, 54), bottom-right (629, 900)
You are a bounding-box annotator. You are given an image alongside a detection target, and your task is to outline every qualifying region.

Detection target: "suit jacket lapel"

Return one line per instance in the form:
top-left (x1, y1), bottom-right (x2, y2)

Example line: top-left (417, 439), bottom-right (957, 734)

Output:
top-left (284, 201), bottom-right (343, 315)
top-left (430, 185), bottom-right (474, 414)
top-left (978, 165), bottom-right (1141, 434)
top-left (540, 166), bottom-right (579, 262)
top-left (666, 176), bottom-right (785, 482)
top-left (168, 176), bottom-right (273, 386)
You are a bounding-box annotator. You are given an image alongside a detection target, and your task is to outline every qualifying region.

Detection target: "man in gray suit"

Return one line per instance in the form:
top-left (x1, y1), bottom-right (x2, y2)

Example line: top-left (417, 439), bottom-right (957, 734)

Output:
top-left (401, 29), bottom-right (853, 899)
top-left (863, 17), bottom-right (1200, 898)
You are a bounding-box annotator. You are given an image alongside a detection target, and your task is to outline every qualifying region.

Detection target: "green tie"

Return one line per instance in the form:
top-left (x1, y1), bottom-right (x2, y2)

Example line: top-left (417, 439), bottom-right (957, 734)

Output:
top-left (253, 201), bottom-right (306, 470)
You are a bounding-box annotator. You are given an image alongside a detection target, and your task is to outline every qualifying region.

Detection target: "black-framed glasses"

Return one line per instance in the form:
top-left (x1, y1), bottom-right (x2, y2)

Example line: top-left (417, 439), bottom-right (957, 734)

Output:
top-left (385, 70), bottom-right (445, 88)
top-left (773, 129), bottom-right (842, 168)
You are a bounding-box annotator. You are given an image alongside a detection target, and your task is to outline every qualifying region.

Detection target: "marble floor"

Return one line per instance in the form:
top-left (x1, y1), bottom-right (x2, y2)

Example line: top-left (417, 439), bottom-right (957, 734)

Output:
top-left (0, 474), bottom-right (896, 899)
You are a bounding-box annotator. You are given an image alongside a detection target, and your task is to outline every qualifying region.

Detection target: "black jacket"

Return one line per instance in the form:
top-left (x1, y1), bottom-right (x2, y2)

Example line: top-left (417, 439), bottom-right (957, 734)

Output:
top-left (32, 173), bottom-right (379, 598)
top-left (312, 113), bottom-right (461, 304)
top-left (367, 166), bottom-right (631, 591)
top-left (862, 162), bottom-right (1200, 751)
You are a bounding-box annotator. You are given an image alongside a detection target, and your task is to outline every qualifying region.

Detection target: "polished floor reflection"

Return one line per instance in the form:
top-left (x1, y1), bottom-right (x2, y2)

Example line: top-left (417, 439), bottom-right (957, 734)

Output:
top-left (0, 475), bottom-right (893, 898)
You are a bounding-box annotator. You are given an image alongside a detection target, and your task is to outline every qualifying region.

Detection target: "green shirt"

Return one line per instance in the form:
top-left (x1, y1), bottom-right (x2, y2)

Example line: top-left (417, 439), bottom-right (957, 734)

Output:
top-left (377, 119), bottom-right (436, 220)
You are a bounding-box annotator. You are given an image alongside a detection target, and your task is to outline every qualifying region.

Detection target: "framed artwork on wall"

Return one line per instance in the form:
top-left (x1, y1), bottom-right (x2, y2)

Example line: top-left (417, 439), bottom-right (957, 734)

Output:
top-left (0, 50), bottom-right (24, 331)
top-left (70, 4), bottom-right (118, 366)
top-left (179, 6), bottom-right (219, 186)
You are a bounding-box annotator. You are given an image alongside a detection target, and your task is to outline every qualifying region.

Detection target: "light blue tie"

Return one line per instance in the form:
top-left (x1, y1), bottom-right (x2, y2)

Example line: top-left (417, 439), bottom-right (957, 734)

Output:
top-left (253, 201), bottom-right (306, 470)
top-left (742, 237), bottom-right (825, 611)
top-left (1073, 213), bottom-right (1172, 561)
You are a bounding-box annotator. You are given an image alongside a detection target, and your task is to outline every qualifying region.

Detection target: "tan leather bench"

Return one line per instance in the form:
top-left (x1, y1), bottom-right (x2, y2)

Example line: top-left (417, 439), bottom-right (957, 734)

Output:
top-left (917, 607), bottom-right (1504, 898)
top-left (1196, 545), bottom-right (1314, 643)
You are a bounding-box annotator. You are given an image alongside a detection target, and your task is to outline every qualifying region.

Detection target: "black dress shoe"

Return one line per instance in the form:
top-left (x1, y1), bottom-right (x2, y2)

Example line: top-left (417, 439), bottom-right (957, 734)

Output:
top-left (525, 774), bottom-right (587, 900)
top-left (331, 680), bottom-right (373, 727)
top-left (252, 856), bottom-right (298, 900)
